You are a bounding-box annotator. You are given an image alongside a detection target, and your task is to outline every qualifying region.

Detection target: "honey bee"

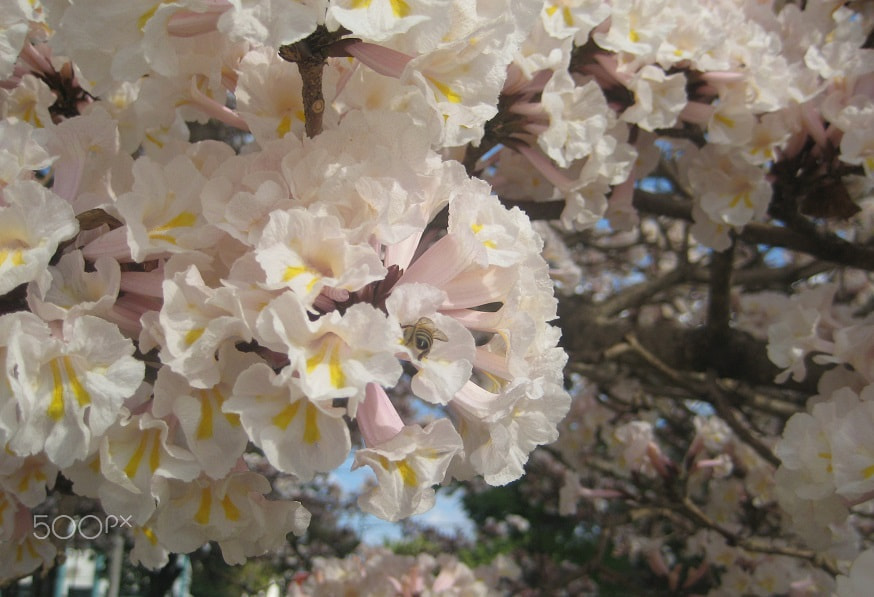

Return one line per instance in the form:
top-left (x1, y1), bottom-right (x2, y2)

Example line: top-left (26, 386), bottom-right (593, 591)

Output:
top-left (401, 317), bottom-right (448, 360)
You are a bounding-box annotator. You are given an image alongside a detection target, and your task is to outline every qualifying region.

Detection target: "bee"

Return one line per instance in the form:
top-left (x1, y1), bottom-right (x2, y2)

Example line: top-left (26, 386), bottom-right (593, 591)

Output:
top-left (401, 317), bottom-right (448, 360)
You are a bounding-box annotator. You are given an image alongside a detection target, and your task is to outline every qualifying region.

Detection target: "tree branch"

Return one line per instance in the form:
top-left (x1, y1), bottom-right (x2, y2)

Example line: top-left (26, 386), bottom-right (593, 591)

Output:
top-left (623, 334), bottom-right (781, 468)
top-left (278, 26), bottom-right (349, 138)
top-left (677, 497), bottom-right (841, 577)
top-left (706, 240), bottom-right (734, 338)
top-left (632, 190), bottom-right (874, 272)
top-left (596, 267), bottom-right (687, 318)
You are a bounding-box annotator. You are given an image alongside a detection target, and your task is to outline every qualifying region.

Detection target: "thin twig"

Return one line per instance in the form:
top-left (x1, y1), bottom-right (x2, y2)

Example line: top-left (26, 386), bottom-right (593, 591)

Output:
top-left (624, 334), bottom-right (781, 468)
top-left (708, 376), bottom-right (781, 468)
top-left (677, 496), bottom-right (841, 576)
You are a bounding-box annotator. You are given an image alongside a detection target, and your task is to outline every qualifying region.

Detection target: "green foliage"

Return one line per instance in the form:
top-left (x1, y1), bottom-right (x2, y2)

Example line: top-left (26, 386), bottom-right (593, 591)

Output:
top-left (461, 480), bottom-right (662, 595)
top-left (462, 481), bottom-right (596, 562)
top-left (189, 550), bottom-right (276, 597)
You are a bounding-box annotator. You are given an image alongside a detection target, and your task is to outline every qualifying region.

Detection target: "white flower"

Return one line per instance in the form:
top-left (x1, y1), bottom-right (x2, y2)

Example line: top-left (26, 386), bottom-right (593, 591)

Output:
top-left (98, 410), bottom-right (201, 525)
top-left (831, 390), bottom-right (874, 499)
top-left (129, 522), bottom-right (169, 571)
top-left (766, 285), bottom-right (839, 383)
top-left (451, 379), bottom-right (569, 485)
top-left (116, 154), bottom-right (220, 262)
top-left (3, 312), bottom-right (144, 468)
top-left (157, 263), bottom-right (250, 389)
top-left (0, 452), bottom-right (57, 508)
top-left (0, 0), bottom-right (29, 79)
top-left (0, 507), bottom-right (57, 584)
top-left (0, 120), bottom-right (54, 187)
top-left (836, 548), bottom-right (874, 597)
top-left (155, 470), bottom-right (310, 565)
top-left (151, 345), bottom-right (253, 479)
top-left (355, 418), bottom-right (463, 522)
top-left (219, 0), bottom-right (319, 47)
top-left (234, 47), bottom-right (307, 144)
top-left (401, 22), bottom-right (518, 147)
top-left (0, 181), bottom-right (78, 296)
top-left (256, 291), bottom-right (402, 413)
top-left (255, 209), bottom-right (386, 306)
top-left (687, 144), bottom-right (771, 229)
top-left (1, 74), bottom-right (55, 131)
top-left (592, 0), bottom-right (673, 61)
top-left (621, 65), bottom-right (687, 132)
top-left (385, 283), bottom-right (475, 405)
top-left (327, 0), bottom-right (442, 44)
top-left (225, 362), bottom-right (351, 481)
top-left (538, 70), bottom-right (611, 168)
top-left (447, 181), bottom-right (543, 268)
top-left (27, 251), bottom-right (120, 322)
top-left (540, 0), bottom-right (610, 45)
top-left (613, 420), bottom-right (657, 475)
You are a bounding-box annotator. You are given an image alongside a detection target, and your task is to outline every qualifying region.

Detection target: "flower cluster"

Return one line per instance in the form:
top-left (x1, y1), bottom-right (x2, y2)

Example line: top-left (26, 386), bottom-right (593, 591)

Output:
top-left (765, 285), bottom-right (874, 575)
top-left (288, 545), bottom-right (520, 596)
top-left (1, 0), bottom-right (873, 591)
top-left (0, 0), bottom-right (570, 578)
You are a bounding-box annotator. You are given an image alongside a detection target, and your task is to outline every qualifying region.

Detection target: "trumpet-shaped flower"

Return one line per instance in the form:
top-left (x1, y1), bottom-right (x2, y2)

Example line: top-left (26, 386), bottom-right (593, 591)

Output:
top-left (255, 209), bottom-right (386, 306)
top-left (27, 251), bottom-right (120, 322)
top-left (234, 47), bottom-right (307, 145)
top-left (2, 312), bottom-right (144, 468)
top-left (354, 416), bottom-right (463, 522)
top-left (155, 469), bottom-right (310, 565)
top-left (448, 182), bottom-right (542, 268)
top-left (225, 363), bottom-right (352, 481)
top-left (129, 520), bottom-right (170, 571)
top-left (0, 181), bottom-right (79, 296)
top-left (0, 451), bottom-right (57, 508)
top-left (218, 0), bottom-right (320, 47)
top-left (328, 0), bottom-right (443, 44)
top-left (157, 263), bottom-right (251, 389)
top-left (0, 0), bottom-right (29, 80)
top-left (0, 120), bottom-right (54, 187)
top-left (451, 379), bottom-right (570, 485)
top-left (620, 65), bottom-right (687, 132)
top-left (256, 292), bottom-right (402, 412)
top-left (98, 410), bottom-right (201, 525)
top-left (539, 71), bottom-right (612, 168)
top-left (151, 345), bottom-right (253, 479)
top-left (686, 144), bottom-right (771, 229)
top-left (116, 154), bottom-right (220, 262)
top-left (540, 0), bottom-right (610, 46)
top-left (401, 22), bottom-right (518, 147)
top-left (0, 501), bottom-right (57, 584)
top-left (831, 391), bottom-right (874, 499)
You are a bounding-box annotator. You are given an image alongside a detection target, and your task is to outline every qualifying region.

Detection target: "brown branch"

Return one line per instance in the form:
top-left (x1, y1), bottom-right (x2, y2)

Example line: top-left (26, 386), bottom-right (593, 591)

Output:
top-left (706, 240), bottom-right (734, 337)
top-left (624, 334), bottom-right (781, 468)
top-left (632, 190), bottom-right (874, 272)
top-left (278, 26), bottom-right (349, 138)
top-left (596, 267), bottom-right (687, 318)
top-left (677, 496), bottom-right (841, 576)
top-left (689, 260), bottom-right (833, 289)
top-left (294, 61), bottom-right (324, 138)
top-left (708, 377), bottom-right (781, 469)
top-left (500, 198), bottom-right (565, 220)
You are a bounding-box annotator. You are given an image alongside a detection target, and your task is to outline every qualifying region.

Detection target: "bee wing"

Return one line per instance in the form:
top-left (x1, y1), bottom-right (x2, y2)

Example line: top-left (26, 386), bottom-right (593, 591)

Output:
top-left (431, 329), bottom-right (449, 342)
